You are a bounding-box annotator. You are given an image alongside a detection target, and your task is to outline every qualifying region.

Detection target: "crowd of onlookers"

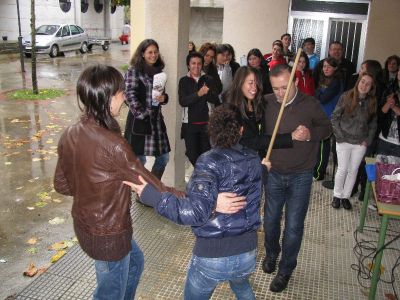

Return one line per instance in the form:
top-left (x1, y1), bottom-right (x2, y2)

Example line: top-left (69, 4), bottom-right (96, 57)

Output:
top-left (54, 33), bottom-right (399, 299)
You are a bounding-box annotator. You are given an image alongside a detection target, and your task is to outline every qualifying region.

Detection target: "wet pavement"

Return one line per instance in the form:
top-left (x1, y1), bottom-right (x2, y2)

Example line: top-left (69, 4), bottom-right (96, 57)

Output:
top-left (0, 44), bottom-right (131, 299)
top-left (1, 44), bottom-right (400, 300)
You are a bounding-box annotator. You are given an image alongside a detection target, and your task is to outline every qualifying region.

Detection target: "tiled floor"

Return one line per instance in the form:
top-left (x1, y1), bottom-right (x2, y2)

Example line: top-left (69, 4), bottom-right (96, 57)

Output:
top-left (16, 178), bottom-right (400, 300)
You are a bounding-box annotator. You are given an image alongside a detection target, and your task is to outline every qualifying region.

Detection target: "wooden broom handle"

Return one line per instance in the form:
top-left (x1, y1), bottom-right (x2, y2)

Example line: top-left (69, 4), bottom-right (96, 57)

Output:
top-left (265, 48), bottom-right (303, 161)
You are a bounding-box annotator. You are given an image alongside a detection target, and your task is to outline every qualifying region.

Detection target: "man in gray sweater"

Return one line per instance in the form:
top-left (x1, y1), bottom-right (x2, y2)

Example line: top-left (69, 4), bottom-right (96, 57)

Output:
top-left (262, 64), bottom-right (332, 292)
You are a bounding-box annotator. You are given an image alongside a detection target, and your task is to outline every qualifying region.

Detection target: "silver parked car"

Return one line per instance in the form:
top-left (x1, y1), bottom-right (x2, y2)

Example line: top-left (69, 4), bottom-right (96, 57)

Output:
top-left (22, 24), bottom-right (89, 58)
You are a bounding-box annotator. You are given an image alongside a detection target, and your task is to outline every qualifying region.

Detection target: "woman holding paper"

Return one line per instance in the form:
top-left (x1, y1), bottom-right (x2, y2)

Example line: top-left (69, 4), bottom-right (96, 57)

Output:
top-left (179, 51), bottom-right (220, 166)
top-left (124, 39), bottom-right (170, 180)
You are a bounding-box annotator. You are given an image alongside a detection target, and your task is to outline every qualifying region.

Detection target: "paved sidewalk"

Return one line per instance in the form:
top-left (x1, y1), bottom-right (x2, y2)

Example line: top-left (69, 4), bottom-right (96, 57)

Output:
top-left (15, 179), bottom-right (400, 300)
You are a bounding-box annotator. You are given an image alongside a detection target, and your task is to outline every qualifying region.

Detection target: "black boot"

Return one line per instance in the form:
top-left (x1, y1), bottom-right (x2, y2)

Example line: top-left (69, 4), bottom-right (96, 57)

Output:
top-left (151, 166), bottom-right (165, 180)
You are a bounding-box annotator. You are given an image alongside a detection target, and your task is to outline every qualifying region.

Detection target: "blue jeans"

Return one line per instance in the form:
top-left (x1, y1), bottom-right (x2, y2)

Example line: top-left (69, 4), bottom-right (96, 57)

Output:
top-left (138, 152), bottom-right (169, 171)
top-left (93, 239), bottom-right (144, 300)
top-left (263, 169), bottom-right (313, 276)
top-left (184, 250), bottom-right (257, 300)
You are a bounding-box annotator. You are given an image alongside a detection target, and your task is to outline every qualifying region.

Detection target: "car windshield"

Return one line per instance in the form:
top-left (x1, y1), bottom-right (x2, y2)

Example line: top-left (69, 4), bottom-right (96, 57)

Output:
top-left (36, 25), bottom-right (60, 35)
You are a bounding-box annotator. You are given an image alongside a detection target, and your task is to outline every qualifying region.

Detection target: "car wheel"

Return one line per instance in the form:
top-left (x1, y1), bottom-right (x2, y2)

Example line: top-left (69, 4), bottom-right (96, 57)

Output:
top-left (80, 42), bottom-right (88, 54)
top-left (87, 44), bottom-right (93, 51)
top-left (102, 44), bottom-right (109, 51)
top-left (49, 45), bottom-right (58, 58)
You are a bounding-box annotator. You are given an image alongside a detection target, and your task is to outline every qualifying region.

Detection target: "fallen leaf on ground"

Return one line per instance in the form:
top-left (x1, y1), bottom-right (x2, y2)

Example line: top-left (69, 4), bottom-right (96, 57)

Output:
top-left (23, 262), bottom-right (38, 277)
top-left (27, 238), bottom-right (38, 245)
top-left (367, 262), bottom-right (385, 274)
top-left (385, 293), bottom-right (396, 300)
top-left (71, 237), bottom-right (78, 243)
top-left (34, 201), bottom-right (47, 208)
top-left (37, 265), bottom-right (49, 275)
top-left (52, 198), bottom-right (62, 203)
top-left (32, 158), bottom-right (41, 162)
top-left (49, 217), bottom-right (65, 225)
top-left (37, 192), bottom-right (51, 201)
top-left (10, 119), bottom-right (20, 123)
top-left (0, 258), bottom-right (7, 263)
top-left (26, 206), bottom-right (35, 210)
top-left (16, 186), bottom-right (23, 190)
top-left (50, 242), bottom-right (67, 251)
top-left (51, 250), bottom-right (66, 263)
top-left (64, 240), bottom-right (75, 248)
top-left (27, 247), bottom-right (38, 254)
top-left (4, 162), bottom-right (12, 165)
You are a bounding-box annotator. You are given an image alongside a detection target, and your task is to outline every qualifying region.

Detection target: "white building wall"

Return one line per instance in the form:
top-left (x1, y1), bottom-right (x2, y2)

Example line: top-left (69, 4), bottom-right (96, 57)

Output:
top-left (0, 0), bottom-right (124, 41)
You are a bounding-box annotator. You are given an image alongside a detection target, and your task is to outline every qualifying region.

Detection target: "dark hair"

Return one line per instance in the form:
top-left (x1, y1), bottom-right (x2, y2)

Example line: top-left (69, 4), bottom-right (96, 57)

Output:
top-left (319, 57), bottom-right (341, 86)
top-left (226, 66), bottom-right (264, 121)
top-left (77, 65), bottom-right (124, 133)
top-left (186, 51), bottom-right (204, 67)
top-left (208, 104), bottom-right (243, 148)
top-left (272, 40), bottom-right (284, 49)
top-left (329, 40), bottom-right (343, 49)
top-left (224, 43), bottom-right (236, 62)
top-left (298, 51), bottom-right (310, 72)
top-left (269, 64), bottom-right (292, 78)
top-left (199, 42), bottom-right (216, 57)
top-left (129, 39), bottom-right (165, 73)
top-left (362, 60), bottom-right (384, 87)
top-left (281, 33), bottom-right (291, 40)
top-left (383, 55), bottom-right (400, 83)
top-left (216, 44), bottom-right (229, 55)
top-left (343, 72), bottom-right (377, 121)
top-left (247, 48), bottom-right (264, 63)
top-left (302, 37), bottom-right (315, 47)
top-left (188, 41), bottom-right (196, 51)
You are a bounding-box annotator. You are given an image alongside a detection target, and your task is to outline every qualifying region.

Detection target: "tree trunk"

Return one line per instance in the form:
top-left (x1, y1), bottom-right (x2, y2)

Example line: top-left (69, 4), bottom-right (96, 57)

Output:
top-left (31, 0), bottom-right (38, 94)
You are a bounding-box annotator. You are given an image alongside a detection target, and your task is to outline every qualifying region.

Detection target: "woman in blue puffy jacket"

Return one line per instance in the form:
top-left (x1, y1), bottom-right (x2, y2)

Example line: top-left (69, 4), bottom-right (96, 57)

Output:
top-left (124, 104), bottom-right (262, 300)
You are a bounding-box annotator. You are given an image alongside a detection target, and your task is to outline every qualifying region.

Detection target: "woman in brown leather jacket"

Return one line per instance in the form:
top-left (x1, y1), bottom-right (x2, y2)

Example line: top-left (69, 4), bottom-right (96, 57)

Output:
top-left (54, 65), bottom-right (180, 299)
top-left (54, 65), bottom-right (245, 299)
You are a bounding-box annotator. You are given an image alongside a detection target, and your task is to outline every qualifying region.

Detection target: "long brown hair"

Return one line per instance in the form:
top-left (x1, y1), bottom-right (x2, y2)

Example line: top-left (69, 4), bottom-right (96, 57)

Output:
top-left (225, 66), bottom-right (264, 121)
top-left (343, 72), bottom-right (377, 121)
top-left (129, 39), bottom-right (165, 73)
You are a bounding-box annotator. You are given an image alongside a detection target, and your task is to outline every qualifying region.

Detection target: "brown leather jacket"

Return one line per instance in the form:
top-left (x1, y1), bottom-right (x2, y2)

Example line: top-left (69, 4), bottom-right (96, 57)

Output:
top-left (54, 117), bottom-right (179, 261)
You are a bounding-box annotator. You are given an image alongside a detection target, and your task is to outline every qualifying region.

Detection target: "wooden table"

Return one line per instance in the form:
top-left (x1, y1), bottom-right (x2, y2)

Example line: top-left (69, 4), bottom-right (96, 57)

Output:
top-left (357, 158), bottom-right (400, 299)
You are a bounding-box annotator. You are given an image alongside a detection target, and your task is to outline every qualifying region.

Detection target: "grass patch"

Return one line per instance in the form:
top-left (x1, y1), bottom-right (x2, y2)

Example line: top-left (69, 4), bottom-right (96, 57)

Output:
top-left (120, 64), bottom-right (129, 73)
top-left (8, 89), bottom-right (65, 100)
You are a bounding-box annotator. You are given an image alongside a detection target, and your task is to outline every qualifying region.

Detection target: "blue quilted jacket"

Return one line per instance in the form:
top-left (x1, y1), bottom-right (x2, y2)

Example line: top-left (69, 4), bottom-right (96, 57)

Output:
top-left (140, 143), bottom-right (262, 239)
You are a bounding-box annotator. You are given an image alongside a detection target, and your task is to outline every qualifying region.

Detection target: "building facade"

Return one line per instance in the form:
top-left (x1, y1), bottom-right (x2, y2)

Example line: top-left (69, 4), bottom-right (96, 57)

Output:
top-left (0, 0), bottom-right (125, 41)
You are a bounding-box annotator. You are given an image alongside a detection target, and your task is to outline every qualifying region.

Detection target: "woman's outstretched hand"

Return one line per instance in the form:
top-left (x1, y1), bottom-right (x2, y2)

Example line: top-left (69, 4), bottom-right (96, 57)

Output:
top-left (123, 175), bottom-right (148, 197)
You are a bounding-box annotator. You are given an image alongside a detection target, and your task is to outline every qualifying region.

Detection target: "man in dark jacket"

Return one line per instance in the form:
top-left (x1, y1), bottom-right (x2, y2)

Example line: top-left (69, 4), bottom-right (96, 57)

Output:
top-left (313, 41), bottom-right (356, 90)
top-left (262, 65), bottom-right (332, 293)
top-left (125, 104), bottom-right (262, 300)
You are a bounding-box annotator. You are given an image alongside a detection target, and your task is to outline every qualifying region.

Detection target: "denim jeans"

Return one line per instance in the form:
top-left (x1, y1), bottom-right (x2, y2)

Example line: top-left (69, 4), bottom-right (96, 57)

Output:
top-left (93, 239), bottom-right (144, 300)
top-left (263, 169), bottom-right (313, 276)
top-left (184, 250), bottom-right (257, 300)
top-left (138, 152), bottom-right (169, 171)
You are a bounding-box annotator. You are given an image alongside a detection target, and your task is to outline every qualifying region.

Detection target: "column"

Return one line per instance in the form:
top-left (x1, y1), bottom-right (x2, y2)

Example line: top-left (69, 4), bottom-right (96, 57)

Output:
top-left (131, 0), bottom-right (190, 189)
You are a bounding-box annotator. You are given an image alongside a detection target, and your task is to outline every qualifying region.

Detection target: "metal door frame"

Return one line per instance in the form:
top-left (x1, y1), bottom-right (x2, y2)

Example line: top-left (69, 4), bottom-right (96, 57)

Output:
top-left (288, 9), bottom-right (369, 69)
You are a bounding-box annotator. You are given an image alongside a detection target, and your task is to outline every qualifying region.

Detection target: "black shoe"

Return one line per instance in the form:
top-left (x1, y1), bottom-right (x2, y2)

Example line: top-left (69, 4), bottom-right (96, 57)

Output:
top-left (331, 197), bottom-right (341, 209)
top-left (358, 191), bottom-right (365, 202)
top-left (341, 198), bottom-right (352, 210)
top-left (262, 256), bottom-right (277, 274)
top-left (270, 273), bottom-right (291, 293)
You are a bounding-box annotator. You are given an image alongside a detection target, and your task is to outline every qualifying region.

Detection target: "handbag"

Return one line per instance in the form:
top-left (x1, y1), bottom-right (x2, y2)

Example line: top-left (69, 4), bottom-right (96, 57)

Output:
top-left (375, 162), bottom-right (400, 205)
